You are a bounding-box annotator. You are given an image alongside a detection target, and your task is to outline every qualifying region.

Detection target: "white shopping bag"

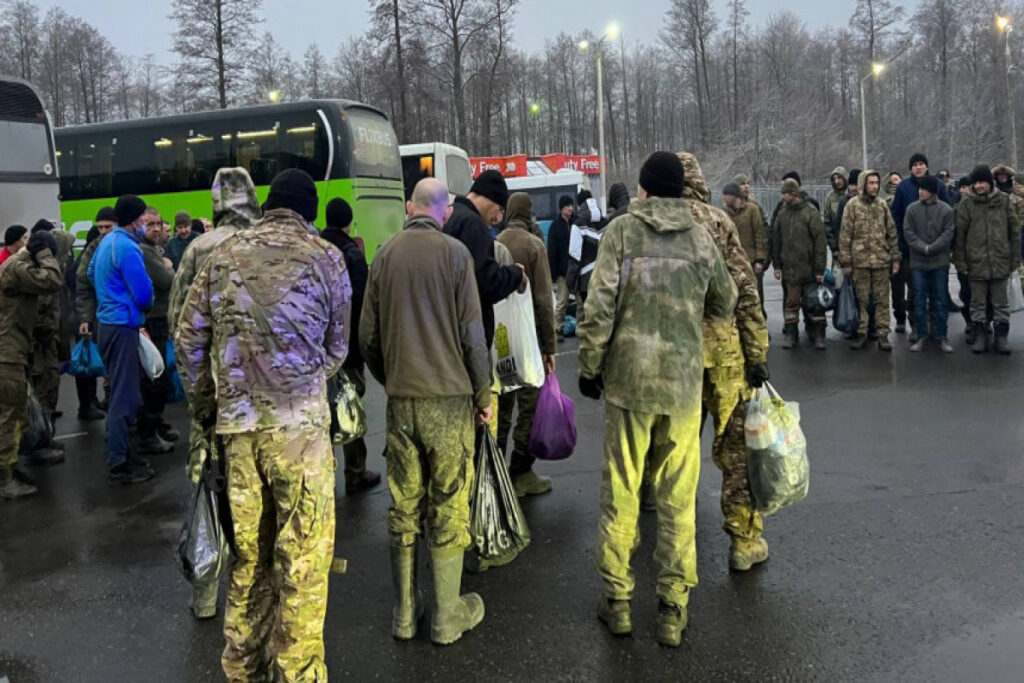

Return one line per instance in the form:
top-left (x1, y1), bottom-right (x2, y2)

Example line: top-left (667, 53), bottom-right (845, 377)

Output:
top-left (492, 282), bottom-right (545, 390)
top-left (1009, 273), bottom-right (1024, 313)
top-left (139, 331), bottom-right (165, 380)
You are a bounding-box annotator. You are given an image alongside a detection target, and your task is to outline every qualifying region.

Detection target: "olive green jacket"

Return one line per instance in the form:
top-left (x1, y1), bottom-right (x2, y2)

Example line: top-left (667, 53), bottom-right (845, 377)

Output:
top-left (953, 189), bottom-right (1021, 280)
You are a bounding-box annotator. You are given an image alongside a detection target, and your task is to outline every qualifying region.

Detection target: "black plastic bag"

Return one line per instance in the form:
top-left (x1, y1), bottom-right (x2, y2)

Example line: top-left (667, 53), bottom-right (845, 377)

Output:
top-left (832, 279), bottom-right (859, 334)
top-left (21, 386), bottom-right (54, 452)
top-left (469, 428), bottom-right (531, 564)
top-left (178, 447), bottom-right (231, 584)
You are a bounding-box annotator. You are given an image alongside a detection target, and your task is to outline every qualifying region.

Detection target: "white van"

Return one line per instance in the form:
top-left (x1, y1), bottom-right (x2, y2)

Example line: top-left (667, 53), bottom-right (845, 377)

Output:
top-left (400, 143), bottom-right (473, 200)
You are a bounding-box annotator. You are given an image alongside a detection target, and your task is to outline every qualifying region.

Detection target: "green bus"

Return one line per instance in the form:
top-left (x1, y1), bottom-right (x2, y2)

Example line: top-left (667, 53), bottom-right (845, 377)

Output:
top-left (54, 100), bottom-right (404, 258)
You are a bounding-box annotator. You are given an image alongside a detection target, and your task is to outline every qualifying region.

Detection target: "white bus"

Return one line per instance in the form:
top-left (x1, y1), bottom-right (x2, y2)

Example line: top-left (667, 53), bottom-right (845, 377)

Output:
top-left (400, 142), bottom-right (473, 200)
top-left (0, 77), bottom-right (61, 236)
top-left (505, 170), bottom-right (585, 241)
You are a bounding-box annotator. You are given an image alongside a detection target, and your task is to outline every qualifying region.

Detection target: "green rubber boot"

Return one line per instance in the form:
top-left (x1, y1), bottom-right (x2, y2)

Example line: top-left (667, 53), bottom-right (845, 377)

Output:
top-left (390, 542), bottom-right (424, 640)
top-left (656, 600), bottom-right (688, 647)
top-left (729, 537), bottom-right (769, 571)
top-left (597, 597), bottom-right (632, 636)
top-left (430, 548), bottom-right (484, 645)
top-left (512, 470), bottom-right (552, 497)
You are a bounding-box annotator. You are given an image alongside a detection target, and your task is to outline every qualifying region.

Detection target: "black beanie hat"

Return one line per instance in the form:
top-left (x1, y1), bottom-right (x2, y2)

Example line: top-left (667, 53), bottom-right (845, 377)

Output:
top-left (191, 218), bottom-right (205, 234)
top-left (558, 195), bottom-right (574, 211)
top-left (576, 189), bottom-right (592, 205)
top-left (848, 168), bottom-right (862, 187)
top-left (4, 224), bottom-right (27, 246)
top-left (264, 169), bottom-right (319, 222)
top-left (639, 151), bottom-right (685, 199)
top-left (31, 219), bottom-right (55, 233)
top-left (970, 164), bottom-right (994, 187)
top-left (470, 169), bottom-right (509, 208)
top-left (85, 225), bottom-right (101, 246)
top-left (114, 194), bottom-right (147, 227)
top-left (957, 176), bottom-right (971, 189)
top-left (722, 183), bottom-right (742, 198)
top-left (782, 170), bottom-right (802, 186)
top-left (326, 198), bottom-right (354, 229)
top-left (908, 152), bottom-right (929, 170)
top-left (919, 174), bottom-right (939, 195)
top-left (95, 206), bottom-right (116, 223)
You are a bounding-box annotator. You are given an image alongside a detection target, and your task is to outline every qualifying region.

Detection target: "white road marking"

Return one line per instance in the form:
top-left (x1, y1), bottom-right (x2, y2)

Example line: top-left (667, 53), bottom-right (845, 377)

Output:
top-left (54, 432), bottom-right (89, 440)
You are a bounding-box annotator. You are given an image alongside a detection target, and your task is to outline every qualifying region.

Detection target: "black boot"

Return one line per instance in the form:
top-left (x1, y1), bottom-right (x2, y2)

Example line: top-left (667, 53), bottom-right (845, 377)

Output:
top-left (781, 324), bottom-right (797, 350)
top-left (964, 321), bottom-right (977, 346)
top-left (994, 322), bottom-right (1011, 355)
top-left (971, 322), bottom-right (988, 354)
top-left (813, 323), bottom-right (827, 350)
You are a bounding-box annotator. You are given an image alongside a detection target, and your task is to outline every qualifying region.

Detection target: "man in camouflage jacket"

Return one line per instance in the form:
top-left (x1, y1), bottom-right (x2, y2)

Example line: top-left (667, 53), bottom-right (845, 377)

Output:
top-left (578, 152), bottom-right (737, 647)
top-left (176, 169), bottom-right (351, 681)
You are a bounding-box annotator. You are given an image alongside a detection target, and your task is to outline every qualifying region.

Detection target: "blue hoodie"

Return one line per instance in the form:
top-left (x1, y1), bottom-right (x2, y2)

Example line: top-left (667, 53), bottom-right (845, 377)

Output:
top-left (87, 227), bottom-right (154, 327)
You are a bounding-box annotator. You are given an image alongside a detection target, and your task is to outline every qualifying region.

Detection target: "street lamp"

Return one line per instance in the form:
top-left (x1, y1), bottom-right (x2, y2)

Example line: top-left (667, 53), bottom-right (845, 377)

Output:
top-left (859, 62), bottom-right (886, 170)
top-left (578, 22), bottom-right (619, 213)
top-left (998, 16), bottom-right (1018, 169)
top-left (268, 90), bottom-right (280, 103)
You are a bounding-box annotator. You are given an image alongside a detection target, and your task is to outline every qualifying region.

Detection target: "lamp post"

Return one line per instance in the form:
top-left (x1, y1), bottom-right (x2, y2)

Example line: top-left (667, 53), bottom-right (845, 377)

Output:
top-left (529, 101), bottom-right (541, 156)
top-left (268, 90), bottom-right (281, 104)
top-left (859, 62), bottom-right (886, 171)
top-left (579, 22), bottom-right (619, 214)
top-left (998, 16), bottom-right (1018, 170)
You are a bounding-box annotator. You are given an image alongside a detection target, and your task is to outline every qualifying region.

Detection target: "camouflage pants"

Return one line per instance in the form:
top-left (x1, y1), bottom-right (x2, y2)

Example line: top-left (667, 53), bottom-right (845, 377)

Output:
top-left (852, 268), bottom-right (892, 337)
top-left (30, 332), bottom-right (60, 414)
top-left (497, 385), bottom-right (540, 477)
top-left (597, 403), bottom-right (702, 607)
top-left (782, 281), bottom-right (825, 328)
top-left (702, 367), bottom-right (763, 541)
top-left (385, 396), bottom-right (474, 550)
top-left (221, 427), bottom-right (336, 683)
top-left (0, 363), bottom-right (28, 472)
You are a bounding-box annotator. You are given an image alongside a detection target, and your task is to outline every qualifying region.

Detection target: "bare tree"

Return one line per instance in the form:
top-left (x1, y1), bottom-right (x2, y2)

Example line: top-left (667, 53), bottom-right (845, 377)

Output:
top-left (1, 0), bottom-right (39, 81)
top-left (303, 44), bottom-right (326, 99)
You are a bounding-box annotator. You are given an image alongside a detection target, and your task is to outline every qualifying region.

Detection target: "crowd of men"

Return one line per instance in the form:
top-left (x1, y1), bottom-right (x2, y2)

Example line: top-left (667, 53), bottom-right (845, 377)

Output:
top-left (1, 144), bottom-right (1020, 680)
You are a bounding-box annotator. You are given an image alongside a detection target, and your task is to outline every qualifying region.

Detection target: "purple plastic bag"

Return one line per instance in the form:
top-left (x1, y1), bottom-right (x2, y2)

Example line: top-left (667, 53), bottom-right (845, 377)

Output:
top-left (529, 374), bottom-right (577, 461)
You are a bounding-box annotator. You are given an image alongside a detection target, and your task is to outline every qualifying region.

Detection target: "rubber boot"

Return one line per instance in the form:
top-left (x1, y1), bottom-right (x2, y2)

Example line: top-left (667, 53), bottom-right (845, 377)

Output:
top-left (729, 537), bottom-right (770, 571)
top-left (512, 470), bottom-right (552, 497)
top-left (346, 469), bottom-right (382, 495)
top-left (430, 548), bottom-right (484, 645)
top-left (971, 322), bottom-right (988, 354)
top-left (0, 467), bottom-right (37, 500)
top-left (849, 334), bottom-right (868, 350)
top-left (655, 600), bottom-right (687, 647)
top-left (190, 579), bottom-right (219, 620)
top-left (390, 542), bottom-right (424, 640)
top-left (994, 322), bottom-right (1011, 355)
top-left (781, 324), bottom-right (797, 350)
top-left (597, 597), bottom-right (632, 636)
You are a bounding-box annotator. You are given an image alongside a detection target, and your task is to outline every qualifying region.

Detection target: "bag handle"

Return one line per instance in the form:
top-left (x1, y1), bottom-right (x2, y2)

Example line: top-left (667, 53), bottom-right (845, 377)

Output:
top-left (763, 381), bottom-right (783, 401)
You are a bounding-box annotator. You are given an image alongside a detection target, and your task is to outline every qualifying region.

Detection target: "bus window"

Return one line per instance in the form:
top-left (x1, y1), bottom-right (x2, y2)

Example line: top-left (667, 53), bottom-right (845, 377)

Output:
top-left (402, 153), bottom-right (433, 200)
top-left (531, 190), bottom-right (553, 222)
top-left (62, 136), bottom-right (113, 200)
top-left (346, 109), bottom-right (401, 180)
top-left (232, 113), bottom-right (329, 186)
top-left (445, 153), bottom-right (472, 196)
top-left (0, 120), bottom-right (53, 175)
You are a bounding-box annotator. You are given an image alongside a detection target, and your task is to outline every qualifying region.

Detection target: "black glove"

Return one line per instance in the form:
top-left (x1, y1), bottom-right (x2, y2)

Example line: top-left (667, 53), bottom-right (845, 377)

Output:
top-left (579, 374), bottom-right (604, 400)
top-left (26, 230), bottom-right (57, 263)
top-left (745, 363), bottom-right (770, 389)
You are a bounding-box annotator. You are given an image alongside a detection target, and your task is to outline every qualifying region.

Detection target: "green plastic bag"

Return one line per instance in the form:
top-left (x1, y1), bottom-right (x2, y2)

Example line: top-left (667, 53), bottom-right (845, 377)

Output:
top-left (328, 372), bottom-right (366, 445)
top-left (746, 382), bottom-right (809, 515)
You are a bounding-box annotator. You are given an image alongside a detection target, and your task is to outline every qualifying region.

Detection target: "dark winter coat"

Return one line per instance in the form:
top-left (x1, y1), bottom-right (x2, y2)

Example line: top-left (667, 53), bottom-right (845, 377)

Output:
top-left (890, 175), bottom-right (954, 259)
top-left (904, 198), bottom-right (955, 270)
top-left (547, 216), bottom-right (570, 279)
top-left (322, 226), bottom-right (368, 369)
top-left (771, 196), bottom-right (827, 284)
top-left (953, 189), bottom-right (1022, 280)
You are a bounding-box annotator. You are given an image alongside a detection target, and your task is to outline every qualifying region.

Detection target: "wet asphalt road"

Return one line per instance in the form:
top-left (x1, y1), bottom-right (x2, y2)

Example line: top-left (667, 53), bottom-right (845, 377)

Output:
top-left (1, 277), bottom-right (1023, 682)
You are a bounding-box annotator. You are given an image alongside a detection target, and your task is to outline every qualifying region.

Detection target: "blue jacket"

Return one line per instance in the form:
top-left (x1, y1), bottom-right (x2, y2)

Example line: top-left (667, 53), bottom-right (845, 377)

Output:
top-left (88, 227), bottom-right (154, 327)
top-left (890, 176), bottom-right (953, 258)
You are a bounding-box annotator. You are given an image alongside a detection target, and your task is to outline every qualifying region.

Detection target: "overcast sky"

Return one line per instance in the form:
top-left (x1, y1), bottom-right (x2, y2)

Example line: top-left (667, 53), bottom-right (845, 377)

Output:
top-left (35, 0), bottom-right (857, 63)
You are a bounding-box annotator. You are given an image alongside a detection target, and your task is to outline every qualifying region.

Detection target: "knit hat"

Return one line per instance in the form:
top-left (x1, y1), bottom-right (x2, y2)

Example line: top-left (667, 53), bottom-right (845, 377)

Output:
top-left (95, 206), bottom-right (116, 223)
top-left (957, 176), bottom-right (971, 189)
top-left (919, 175), bottom-right (939, 195)
top-left (733, 173), bottom-right (751, 185)
top-left (970, 164), bottom-right (994, 187)
top-left (722, 183), bottom-right (742, 198)
top-left (264, 169), bottom-right (319, 221)
top-left (326, 198), bottom-right (354, 229)
top-left (577, 189), bottom-right (592, 205)
top-left (174, 210), bottom-right (191, 227)
top-left (31, 219), bottom-right (54, 233)
top-left (639, 151), bottom-right (685, 199)
top-left (470, 169), bottom-right (509, 208)
top-left (114, 194), bottom-right (147, 227)
top-left (781, 178), bottom-right (801, 195)
top-left (4, 224), bottom-right (27, 246)
top-left (191, 219), bottom-right (205, 234)
top-left (848, 168), bottom-right (862, 187)
top-left (908, 152), bottom-right (929, 170)
top-left (558, 195), bottom-right (574, 210)
top-left (782, 170), bottom-right (801, 186)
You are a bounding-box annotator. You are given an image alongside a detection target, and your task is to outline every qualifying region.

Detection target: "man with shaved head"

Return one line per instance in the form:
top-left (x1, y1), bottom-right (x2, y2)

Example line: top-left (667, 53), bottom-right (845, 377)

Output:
top-left (361, 177), bottom-right (493, 645)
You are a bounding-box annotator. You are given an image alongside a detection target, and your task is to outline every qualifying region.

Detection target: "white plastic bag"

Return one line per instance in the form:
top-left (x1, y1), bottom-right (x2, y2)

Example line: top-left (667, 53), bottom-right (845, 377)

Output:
top-left (1009, 273), bottom-right (1024, 313)
top-left (139, 331), bottom-right (165, 380)
top-left (746, 382), bottom-right (809, 515)
top-left (492, 282), bottom-right (545, 390)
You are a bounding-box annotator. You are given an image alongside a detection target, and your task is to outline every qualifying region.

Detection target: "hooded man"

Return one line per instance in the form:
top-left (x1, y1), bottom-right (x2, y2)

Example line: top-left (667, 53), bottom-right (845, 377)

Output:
top-left (904, 175), bottom-right (956, 353)
top-left (176, 168), bottom-right (352, 678)
top-left (578, 151), bottom-right (737, 647)
top-left (722, 182), bottom-right (769, 307)
top-left (839, 170), bottom-right (901, 350)
top-left (993, 164), bottom-right (1024, 229)
top-left (548, 194), bottom-right (573, 341)
top-left (605, 182), bottom-right (632, 223)
top-left (953, 164), bottom-right (1021, 354)
top-left (680, 152), bottom-right (771, 571)
top-left (823, 166), bottom-right (849, 254)
top-left (567, 188), bottom-right (605, 318)
top-left (772, 178), bottom-right (828, 349)
top-left (495, 192), bottom-right (557, 503)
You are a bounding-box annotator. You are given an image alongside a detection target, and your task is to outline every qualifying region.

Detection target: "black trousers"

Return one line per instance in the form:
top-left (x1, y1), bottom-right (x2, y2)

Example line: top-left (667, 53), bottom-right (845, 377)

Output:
top-left (139, 316), bottom-right (169, 438)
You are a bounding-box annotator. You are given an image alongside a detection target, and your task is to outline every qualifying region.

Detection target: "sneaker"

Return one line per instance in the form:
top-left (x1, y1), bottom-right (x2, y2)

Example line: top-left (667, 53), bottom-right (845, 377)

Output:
top-left (0, 477), bottom-right (38, 500)
top-left (908, 329), bottom-right (919, 344)
top-left (909, 339), bottom-right (925, 353)
top-left (24, 446), bottom-right (65, 465)
top-left (128, 454), bottom-right (152, 469)
top-left (656, 600), bottom-right (688, 647)
top-left (108, 462), bottom-right (154, 485)
top-left (939, 338), bottom-right (954, 353)
top-left (158, 422), bottom-right (181, 443)
top-left (878, 339), bottom-right (892, 352)
top-left (345, 469), bottom-right (382, 495)
top-left (512, 470), bottom-right (553, 497)
top-left (895, 324), bottom-right (906, 334)
top-left (12, 463), bottom-right (37, 486)
top-left (597, 598), bottom-right (632, 636)
top-left (137, 434), bottom-right (174, 454)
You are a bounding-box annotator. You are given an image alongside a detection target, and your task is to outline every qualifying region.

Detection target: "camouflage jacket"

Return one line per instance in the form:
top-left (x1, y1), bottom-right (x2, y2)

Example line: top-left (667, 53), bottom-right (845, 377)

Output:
top-left (0, 249), bottom-right (63, 366)
top-left (169, 167), bottom-right (261, 328)
top-left (953, 189), bottom-right (1021, 280)
top-left (75, 236), bottom-right (102, 326)
top-left (771, 197), bottom-right (827, 283)
top-left (724, 200), bottom-right (769, 264)
top-left (33, 228), bottom-right (74, 335)
top-left (175, 208), bottom-right (352, 434)
top-left (822, 166), bottom-right (848, 250)
top-left (577, 197), bottom-right (737, 416)
top-left (680, 152), bottom-right (769, 369)
top-left (838, 170), bottom-right (900, 269)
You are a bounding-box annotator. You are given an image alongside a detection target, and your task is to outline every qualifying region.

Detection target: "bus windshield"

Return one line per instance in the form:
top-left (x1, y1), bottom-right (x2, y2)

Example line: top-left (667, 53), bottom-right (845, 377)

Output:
top-left (0, 119), bottom-right (53, 175)
top-left (346, 109), bottom-right (401, 180)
